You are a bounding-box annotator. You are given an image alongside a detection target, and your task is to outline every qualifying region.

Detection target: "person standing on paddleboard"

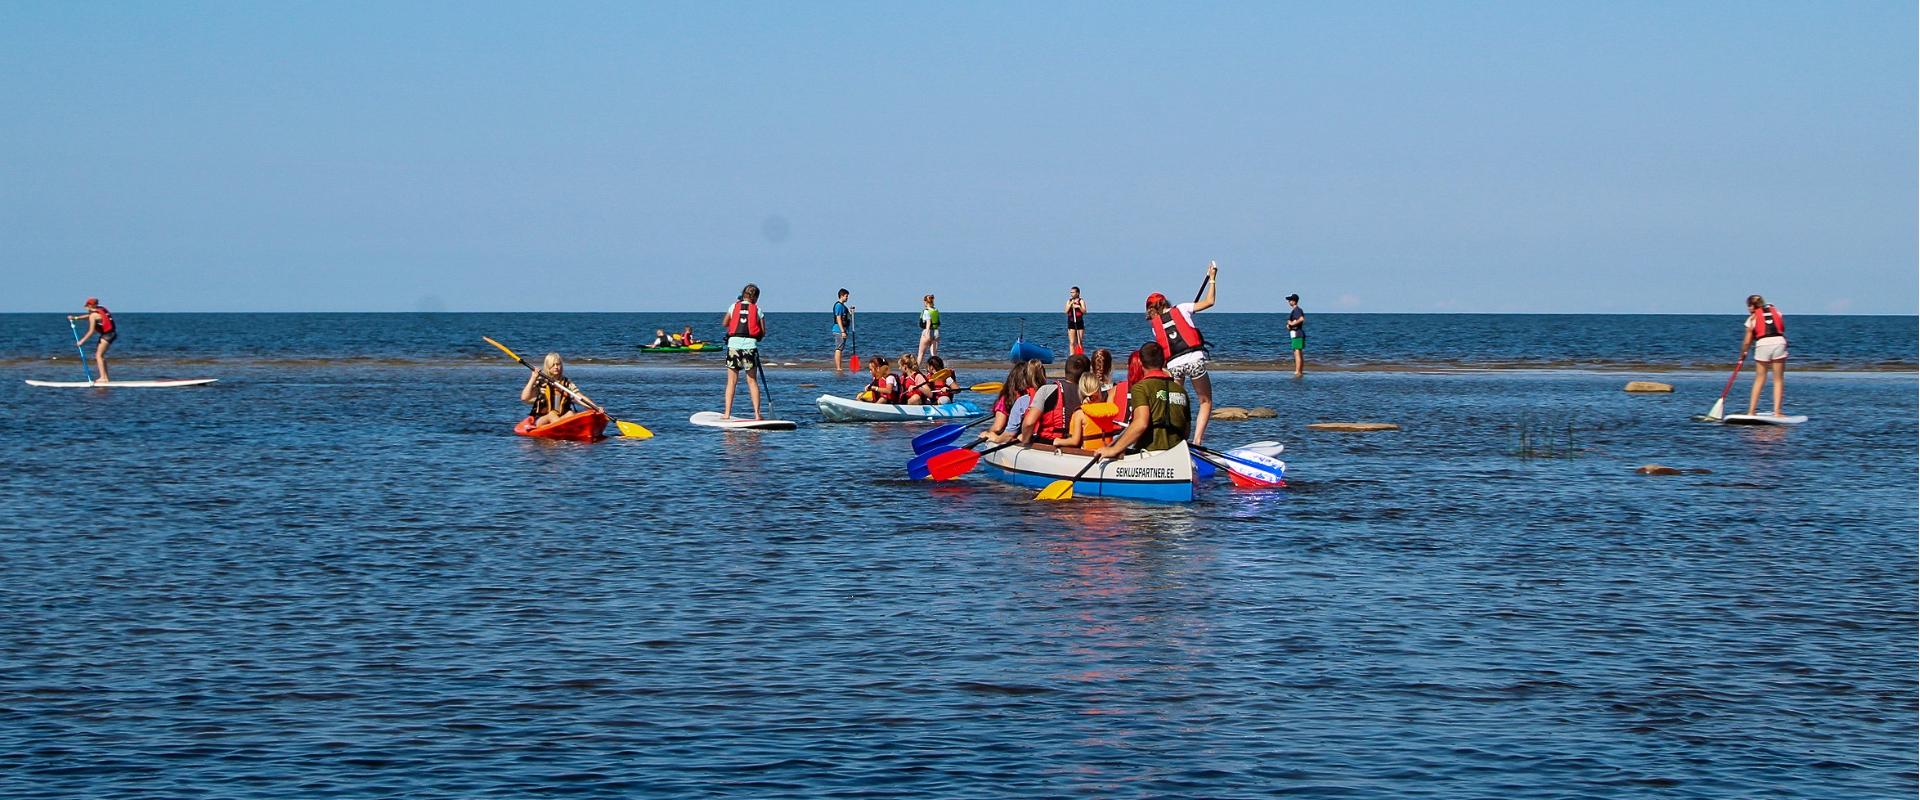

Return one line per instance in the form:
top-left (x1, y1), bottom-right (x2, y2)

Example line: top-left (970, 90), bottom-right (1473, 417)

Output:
top-left (1144, 261), bottom-right (1218, 445)
top-left (1740, 294), bottom-right (1789, 417)
top-left (722, 284), bottom-right (767, 420)
top-left (832, 289), bottom-right (853, 372)
top-left (917, 294), bottom-right (941, 364)
top-left (1285, 293), bottom-right (1306, 377)
top-left (67, 297), bottom-right (116, 383)
top-left (1065, 287), bottom-right (1088, 355)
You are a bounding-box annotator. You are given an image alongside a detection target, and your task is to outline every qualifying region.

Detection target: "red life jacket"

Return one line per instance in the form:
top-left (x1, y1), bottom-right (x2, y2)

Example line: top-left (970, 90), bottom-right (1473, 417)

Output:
top-left (1150, 306), bottom-right (1205, 359)
top-left (1031, 380), bottom-right (1072, 439)
top-left (93, 305), bottom-right (114, 334)
top-left (726, 301), bottom-right (764, 339)
top-left (1066, 299), bottom-right (1085, 324)
top-left (1750, 305), bottom-right (1786, 339)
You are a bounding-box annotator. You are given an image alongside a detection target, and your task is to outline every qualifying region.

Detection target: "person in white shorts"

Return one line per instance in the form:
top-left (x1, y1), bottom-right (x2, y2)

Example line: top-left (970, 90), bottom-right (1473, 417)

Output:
top-left (1740, 294), bottom-right (1789, 416)
top-left (1143, 261), bottom-right (1218, 444)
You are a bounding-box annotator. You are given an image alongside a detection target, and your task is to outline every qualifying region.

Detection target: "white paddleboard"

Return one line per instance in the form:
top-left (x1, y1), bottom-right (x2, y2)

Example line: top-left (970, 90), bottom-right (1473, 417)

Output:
top-left (1235, 440), bottom-right (1285, 458)
top-left (1720, 413), bottom-right (1807, 426)
top-left (689, 411), bottom-right (798, 431)
top-left (24, 378), bottom-right (219, 388)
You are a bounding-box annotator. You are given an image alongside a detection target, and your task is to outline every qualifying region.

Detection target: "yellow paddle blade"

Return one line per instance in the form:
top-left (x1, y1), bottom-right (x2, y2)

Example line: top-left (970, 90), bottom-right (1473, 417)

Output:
top-left (615, 420), bottom-right (653, 439)
top-left (971, 382), bottom-right (1003, 393)
top-left (1035, 479), bottom-right (1075, 501)
top-left (930, 368), bottom-right (954, 382)
top-left (1081, 401), bottom-right (1119, 420)
top-left (482, 336), bottom-right (522, 362)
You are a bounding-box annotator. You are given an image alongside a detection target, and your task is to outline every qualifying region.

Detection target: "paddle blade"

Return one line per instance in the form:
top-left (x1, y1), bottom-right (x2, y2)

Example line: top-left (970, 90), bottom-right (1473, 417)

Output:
top-left (930, 368), bottom-right (954, 383)
top-left (912, 423), bottom-right (965, 454)
top-left (970, 382), bottom-right (1003, 394)
top-left (850, 353), bottom-right (861, 372)
top-left (1036, 479), bottom-right (1075, 501)
top-left (1226, 469), bottom-right (1285, 489)
top-left (615, 420), bottom-right (653, 439)
top-left (1703, 398), bottom-right (1725, 421)
top-left (482, 336), bottom-right (522, 362)
top-left (1191, 455), bottom-right (1218, 481)
top-left (906, 445), bottom-right (958, 480)
top-left (925, 448), bottom-right (984, 481)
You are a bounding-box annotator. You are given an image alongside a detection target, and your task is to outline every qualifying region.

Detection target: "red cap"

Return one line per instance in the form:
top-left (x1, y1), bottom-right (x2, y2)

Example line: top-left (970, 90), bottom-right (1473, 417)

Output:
top-left (85, 297), bottom-right (98, 306)
top-left (1145, 292), bottom-right (1167, 308)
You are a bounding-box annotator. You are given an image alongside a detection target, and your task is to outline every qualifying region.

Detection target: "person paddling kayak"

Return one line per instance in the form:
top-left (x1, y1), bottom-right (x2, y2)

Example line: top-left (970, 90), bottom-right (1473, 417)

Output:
top-left (1145, 261), bottom-right (1217, 444)
top-left (1096, 342), bottom-right (1191, 459)
top-left (520, 352), bottom-right (597, 427)
top-left (66, 297), bottom-right (116, 383)
top-left (1740, 294), bottom-right (1790, 417)
top-left (721, 284), bottom-right (767, 420)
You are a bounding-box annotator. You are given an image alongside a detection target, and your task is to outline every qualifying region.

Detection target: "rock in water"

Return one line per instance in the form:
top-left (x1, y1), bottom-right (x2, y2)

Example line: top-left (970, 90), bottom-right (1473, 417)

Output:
top-left (1624, 381), bottom-right (1674, 393)
top-left (1636, 464), bottom-right (1683, 475)
top-left (1248, 407), bottom-right (1278, 418)
top-left (1308, 422), bottom-right (1400, 432)
top-left (1212, 407), bottom-right (1251, 421)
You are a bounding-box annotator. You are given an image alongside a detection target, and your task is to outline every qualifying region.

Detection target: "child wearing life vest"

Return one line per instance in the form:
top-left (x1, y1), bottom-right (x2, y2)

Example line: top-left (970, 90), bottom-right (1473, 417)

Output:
top-left (1144, 261), bottom-right (1217, 444)
top-left (982, 362), bottom-right (1037, 444)
top-left (1016, 360), bottom-right (1080, 447)
top-left (66, 297), bottom-right (116, 383)
top-left (720, 283), bottom-right (767, 420)
top-left (859, 356), bottom-right (898, 404)
top-left (520, 352), bottom-right (596, 427)
top-left (1052, 373), bottom-right (1118, 451)
top-left (925, 356), bottom-right (957, 405)
top-left (1741, 294), bottom-right (1790, 417)
top-left (896, 354), bottom-right (931, 405)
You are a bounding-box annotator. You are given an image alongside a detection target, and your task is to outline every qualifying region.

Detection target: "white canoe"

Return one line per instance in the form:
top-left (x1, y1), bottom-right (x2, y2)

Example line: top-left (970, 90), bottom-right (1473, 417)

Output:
top-left (981, 441), bottom-right (1195, 503)
top-left (689, 411), bottom-right (798, 431)
top-left (816, 394), bottom-right (987, 423)
top-left (24, 378), bottom-right (218, 388)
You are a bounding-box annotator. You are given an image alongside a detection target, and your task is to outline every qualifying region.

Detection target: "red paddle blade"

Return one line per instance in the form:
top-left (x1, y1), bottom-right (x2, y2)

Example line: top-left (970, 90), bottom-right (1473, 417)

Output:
top-left (850, 354), bottom-right (862, 372)
top-left (1226, 470), bottom-right (1285, 489)
top-left (926, 448), bottom-right (984, 481)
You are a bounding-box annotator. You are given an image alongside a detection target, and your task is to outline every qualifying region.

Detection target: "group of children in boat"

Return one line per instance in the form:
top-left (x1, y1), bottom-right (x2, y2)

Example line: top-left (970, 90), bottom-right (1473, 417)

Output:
top-left (976, 343), bottom-right (1193, 460)
top-left (856, 354), bottom-right (961, 405)
top-left (643, 326), bottom-right (707, 349)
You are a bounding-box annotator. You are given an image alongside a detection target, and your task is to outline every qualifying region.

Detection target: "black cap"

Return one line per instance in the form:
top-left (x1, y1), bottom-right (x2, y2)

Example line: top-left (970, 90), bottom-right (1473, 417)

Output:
top-left (1285, 293), bottom-right (1300, 302)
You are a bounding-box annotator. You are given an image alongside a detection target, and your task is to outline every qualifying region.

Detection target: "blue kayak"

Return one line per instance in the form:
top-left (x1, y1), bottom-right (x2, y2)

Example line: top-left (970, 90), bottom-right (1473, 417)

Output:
top-left (1009, 338), bottom-right (1054, 364)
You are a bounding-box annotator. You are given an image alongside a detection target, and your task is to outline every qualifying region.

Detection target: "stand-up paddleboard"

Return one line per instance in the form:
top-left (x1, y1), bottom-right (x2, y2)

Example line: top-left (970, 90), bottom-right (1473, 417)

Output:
top-left (24, 378), bottom-right (218, 388)
top-left (1720, 413), bottom-right (1808, 426)
top-left (689, 411), bottom-right (797, 431)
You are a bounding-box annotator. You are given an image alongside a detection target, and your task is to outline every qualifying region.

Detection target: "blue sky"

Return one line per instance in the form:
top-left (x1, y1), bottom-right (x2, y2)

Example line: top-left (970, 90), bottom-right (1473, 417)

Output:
top-left (3, 1), bottom-right (1914, 313)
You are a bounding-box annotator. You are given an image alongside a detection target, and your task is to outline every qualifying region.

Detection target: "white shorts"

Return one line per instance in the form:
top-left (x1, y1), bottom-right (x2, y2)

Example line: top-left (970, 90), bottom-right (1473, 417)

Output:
top-left (1753, 337), bottom-right (1787, 363)
top-left (1167, 352), bottom-right (1209, 381)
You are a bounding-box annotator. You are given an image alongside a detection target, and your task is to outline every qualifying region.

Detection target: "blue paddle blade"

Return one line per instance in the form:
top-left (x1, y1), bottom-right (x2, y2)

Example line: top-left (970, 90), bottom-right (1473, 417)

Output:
top-left (907, 445), bottom-right (959, 480)
top-left (1191, 455), bottom-right (1218, 481)
top-left (912, 423), bottom-right (965, 454)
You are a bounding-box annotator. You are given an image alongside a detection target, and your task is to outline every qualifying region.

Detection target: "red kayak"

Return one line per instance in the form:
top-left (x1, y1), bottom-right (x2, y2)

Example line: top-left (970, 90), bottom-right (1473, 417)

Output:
top-left (514, 410), bottom-right (611, 442)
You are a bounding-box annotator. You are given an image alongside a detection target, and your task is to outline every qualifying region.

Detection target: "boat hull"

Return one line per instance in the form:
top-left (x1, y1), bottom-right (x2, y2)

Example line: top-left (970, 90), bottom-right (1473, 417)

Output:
top-left (817, 394), bottom-right (986, 423)
top-left (981, 442), bottom-right (1195, 502)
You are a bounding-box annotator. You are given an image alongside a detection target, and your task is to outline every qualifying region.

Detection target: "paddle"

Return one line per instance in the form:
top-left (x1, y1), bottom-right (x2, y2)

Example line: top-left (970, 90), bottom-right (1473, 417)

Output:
top-left (754, 351), bottom-right (776, 415)
top-left (1696, 350), bottom-right (1746, 421)
top-left (66, 318), bottom-right (94, 385)
top-left (1037, 454), bottom-right (1102, 500)
top-left (970, 382), bottom-right (1003, 393)
top-left (848, 309), bottom-right (860, 373)
top-left (912, 415), bottom-right (993, 454)
top-left (926, 440), bottom-right (1020, 481)
top-left (1190, 443), bottom-right (1284, 488)
top-left (906, 443), bottom-right (964, 480)
top-left (483, 336), bottom-right (653, 439)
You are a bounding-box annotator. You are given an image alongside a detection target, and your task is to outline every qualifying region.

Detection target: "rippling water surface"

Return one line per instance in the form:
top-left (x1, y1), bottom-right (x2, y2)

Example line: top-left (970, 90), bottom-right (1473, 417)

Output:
top-left (2, 363), bottom-right (1913, 798)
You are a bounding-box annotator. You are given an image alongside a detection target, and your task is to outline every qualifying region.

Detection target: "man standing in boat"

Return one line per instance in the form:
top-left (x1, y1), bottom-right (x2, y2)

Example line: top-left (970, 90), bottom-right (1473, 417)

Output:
top-left (67, 297), bottom-right (116, 383)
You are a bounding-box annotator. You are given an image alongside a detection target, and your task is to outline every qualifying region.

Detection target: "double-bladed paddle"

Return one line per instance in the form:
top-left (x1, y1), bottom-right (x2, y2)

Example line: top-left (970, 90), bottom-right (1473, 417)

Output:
top-left (483, 336), bottom-right (653, 439)
top-left (925, 440), bottom-right (1020, 481)
top-left (912, 415), bottom-right (994, 454)
top-left (1190, 444), bottom-right (1284, 488)
top-left (906, 443), bottom-right (965, 480)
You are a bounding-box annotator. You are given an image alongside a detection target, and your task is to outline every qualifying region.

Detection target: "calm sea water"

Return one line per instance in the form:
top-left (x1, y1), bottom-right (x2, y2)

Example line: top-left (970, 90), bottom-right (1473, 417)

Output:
top-left (0, 312), bottom-right (1912, 372)
top-left (1, 315), bottom-right (1914, 797)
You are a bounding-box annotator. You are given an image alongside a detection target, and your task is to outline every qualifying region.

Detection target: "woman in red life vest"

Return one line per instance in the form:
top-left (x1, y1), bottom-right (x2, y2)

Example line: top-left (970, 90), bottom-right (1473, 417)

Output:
top-left (721, 283), bottom-right (767, 419)
top-left (1741, 294), bottom-right (1790, 417)
top-left (925, 356), bottom-right (957, 405)
top-left (859, 356), bottom-right (898, 404)
top-left (1015, 360), bottom-right (1077, 447)
top-left (67, 297), bottom-right (116, 383)
top-left (894, 353), bottom-right (927, 405)
top-left (1145, 261), bottom-right (1218, 444)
